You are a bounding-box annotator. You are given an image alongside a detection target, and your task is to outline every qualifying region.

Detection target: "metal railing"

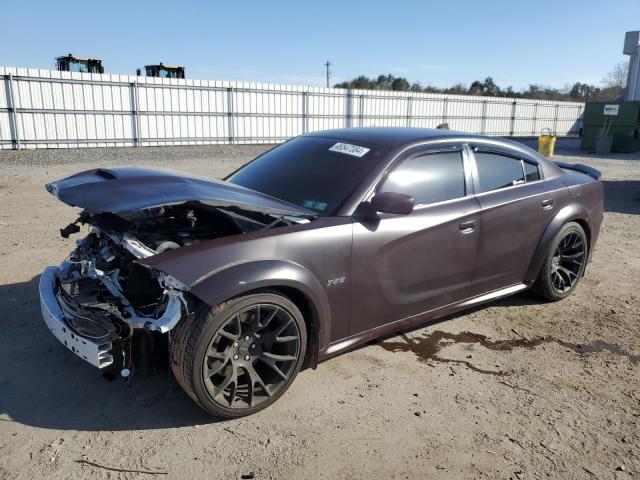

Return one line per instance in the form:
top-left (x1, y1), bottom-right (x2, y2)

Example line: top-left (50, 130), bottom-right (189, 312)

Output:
top-left (0, 68), bottom-right (585, 149)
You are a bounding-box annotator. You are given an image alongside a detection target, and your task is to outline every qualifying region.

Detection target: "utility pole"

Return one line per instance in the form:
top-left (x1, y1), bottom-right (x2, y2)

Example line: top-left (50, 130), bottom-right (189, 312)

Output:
top-left (324, 60), bottom-right (331, 88)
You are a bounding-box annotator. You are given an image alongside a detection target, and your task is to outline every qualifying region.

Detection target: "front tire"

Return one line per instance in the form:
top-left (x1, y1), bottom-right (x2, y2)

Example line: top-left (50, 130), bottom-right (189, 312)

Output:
top-left (170, 292), bottom-right (307, 418)
top-left (533, 222), bottom-right (588, 302)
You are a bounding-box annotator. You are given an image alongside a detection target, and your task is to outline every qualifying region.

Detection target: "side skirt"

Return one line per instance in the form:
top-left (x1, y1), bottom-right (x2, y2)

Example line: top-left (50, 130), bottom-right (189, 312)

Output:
top-left (318, 283), bottom-right (530, 361)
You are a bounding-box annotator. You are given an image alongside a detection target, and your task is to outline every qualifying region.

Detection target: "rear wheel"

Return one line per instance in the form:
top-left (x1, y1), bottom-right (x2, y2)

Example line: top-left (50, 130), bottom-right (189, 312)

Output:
top-left (170, 292), bottom-right (307, 418)
top-left (533, 222), bottom-right (588, 301)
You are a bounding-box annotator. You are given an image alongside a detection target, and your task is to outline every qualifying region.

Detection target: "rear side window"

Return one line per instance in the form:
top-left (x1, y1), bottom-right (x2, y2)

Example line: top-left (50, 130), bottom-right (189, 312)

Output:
top-left (378, 151), bottom-right (465, 205)
top-left (475, 152), bottom-right (525, 193)
top-left (524, 161), bottom-right (541, 182)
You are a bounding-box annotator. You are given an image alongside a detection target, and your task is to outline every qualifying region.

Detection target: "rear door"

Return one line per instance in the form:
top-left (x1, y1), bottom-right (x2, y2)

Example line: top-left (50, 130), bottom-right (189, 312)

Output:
top-left (468, 145), bottom-right (558, 296)
top-left (350, 144), bottom-right (481, 335)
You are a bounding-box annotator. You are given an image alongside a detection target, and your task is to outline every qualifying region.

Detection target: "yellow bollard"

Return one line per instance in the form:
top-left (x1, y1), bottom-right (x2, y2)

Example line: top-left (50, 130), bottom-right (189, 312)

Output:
top-left (538, 128), bottom-right (557, 157)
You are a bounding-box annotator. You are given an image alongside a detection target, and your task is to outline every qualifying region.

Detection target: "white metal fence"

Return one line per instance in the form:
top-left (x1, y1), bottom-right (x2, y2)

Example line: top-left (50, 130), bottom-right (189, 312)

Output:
top-left (0, 66), bottom-right (585, 150)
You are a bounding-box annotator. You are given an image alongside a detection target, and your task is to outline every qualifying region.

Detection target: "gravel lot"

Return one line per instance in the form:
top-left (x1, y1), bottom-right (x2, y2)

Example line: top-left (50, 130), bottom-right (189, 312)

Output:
top-left (0, 144), bottom-right (639, 480)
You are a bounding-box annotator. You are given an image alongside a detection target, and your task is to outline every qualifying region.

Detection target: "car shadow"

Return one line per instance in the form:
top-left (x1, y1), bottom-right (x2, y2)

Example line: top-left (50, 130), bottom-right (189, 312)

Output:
top-left (602, 180), bottom-right (640, 215)
top-left (0, 275), bottom-right (219, 431)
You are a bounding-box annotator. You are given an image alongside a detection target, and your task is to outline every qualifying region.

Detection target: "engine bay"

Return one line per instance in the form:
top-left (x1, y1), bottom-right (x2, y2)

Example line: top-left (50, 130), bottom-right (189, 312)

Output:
top-left (53, 204), bottom-right (300, 350)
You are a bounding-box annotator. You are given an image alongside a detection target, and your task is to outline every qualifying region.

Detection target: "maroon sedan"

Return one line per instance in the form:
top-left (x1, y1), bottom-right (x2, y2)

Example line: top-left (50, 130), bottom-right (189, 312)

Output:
top-left (39, 128), bottom-right (603, 418)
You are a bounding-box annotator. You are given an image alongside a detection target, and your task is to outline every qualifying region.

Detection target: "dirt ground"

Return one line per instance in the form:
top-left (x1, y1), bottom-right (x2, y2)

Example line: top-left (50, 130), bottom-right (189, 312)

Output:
top-left (0, 144), bottom-right (639, 480)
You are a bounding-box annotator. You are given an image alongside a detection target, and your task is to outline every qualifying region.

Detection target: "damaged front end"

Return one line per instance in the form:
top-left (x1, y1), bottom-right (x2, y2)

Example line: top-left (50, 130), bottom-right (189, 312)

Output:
top-left (40, 212), bottom-right (198, 369)
top-left (39, 166), bottom-right (316, 371)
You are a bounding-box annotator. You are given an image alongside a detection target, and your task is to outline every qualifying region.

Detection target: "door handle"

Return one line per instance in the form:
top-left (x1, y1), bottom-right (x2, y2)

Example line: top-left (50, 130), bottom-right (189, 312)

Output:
top-left (459, 220), bottom-right (477, 234)
top-left (541, 199), bottom-right (554, 210)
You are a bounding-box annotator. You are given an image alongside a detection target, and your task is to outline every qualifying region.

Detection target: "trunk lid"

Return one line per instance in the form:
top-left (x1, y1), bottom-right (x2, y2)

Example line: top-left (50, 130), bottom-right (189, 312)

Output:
top-left (46, 167), bottom-right (317, 217)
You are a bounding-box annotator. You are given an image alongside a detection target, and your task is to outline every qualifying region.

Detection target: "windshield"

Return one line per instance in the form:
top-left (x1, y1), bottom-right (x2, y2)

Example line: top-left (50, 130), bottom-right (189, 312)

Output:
top-left (227, 136), bottom-right (387, 215)
top-left (69, 61), bottom-right (89, 73)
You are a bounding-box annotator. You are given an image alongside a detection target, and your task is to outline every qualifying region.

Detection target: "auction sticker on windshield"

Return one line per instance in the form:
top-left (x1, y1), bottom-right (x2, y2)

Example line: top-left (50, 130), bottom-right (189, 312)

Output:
top-left (329, 142), bottom-right (370, 157)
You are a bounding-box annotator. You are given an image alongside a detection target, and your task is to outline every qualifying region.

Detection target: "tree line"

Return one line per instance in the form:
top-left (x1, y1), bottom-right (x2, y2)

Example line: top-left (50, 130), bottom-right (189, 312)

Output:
top-left (333, 62), bottom-right (627, 102)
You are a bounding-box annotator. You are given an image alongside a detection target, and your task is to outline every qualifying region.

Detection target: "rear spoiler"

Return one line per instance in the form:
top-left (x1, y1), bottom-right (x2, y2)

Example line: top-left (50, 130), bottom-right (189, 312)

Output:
top-left (554, 161), bottom-right (602, 180)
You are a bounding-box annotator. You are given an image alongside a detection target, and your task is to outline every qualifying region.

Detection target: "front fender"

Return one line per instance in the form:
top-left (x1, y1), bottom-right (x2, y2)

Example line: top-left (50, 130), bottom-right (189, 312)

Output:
top-left (189, 259), bottom-right (332, 348)
top-left (524, 204), bottom-right (591, 282)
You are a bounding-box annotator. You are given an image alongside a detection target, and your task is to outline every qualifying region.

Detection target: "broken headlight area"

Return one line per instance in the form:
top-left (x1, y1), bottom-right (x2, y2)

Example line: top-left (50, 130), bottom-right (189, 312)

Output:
top-left (49, 214), bottom-right (208, 371)
top-left (48, 240), bottom-right (192, 373)
top-left (53, 230), bottom-right (194, 341)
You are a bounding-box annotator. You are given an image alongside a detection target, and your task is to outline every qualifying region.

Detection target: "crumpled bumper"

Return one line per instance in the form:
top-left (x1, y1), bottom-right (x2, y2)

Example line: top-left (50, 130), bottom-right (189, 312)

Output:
top-left (39, 266), bottom-right (114, 369)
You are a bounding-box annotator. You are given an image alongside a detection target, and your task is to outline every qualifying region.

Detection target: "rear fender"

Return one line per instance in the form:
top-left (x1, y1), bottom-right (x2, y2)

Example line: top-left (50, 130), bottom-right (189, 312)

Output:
top-left (524, 204), bottom-right (591, 282)
top-left (188, 259), bottom-right (331, 352)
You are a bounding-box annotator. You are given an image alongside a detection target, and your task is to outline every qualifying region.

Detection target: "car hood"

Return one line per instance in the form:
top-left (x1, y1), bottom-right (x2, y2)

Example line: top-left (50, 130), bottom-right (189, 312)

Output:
top-left (45, 167), bottom-right (316, 217)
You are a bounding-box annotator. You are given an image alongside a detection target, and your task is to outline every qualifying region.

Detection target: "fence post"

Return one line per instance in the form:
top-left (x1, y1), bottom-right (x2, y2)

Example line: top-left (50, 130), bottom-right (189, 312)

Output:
top-left (359, 95), bottom-right (365, 126)
top-left (509, 100), bottom-right (517, 136)
top-left (301, 91), bottom-right (308, 133)
top-left (227, 87), bottom-right (235, 144)
top-left (480, 100), bottom-right (487, 134)
top-left (130, 82), bottom-right (142, 147)
top-left (406, 96), bottom-right (412, 127)
top-left (552, 104), bottom-right (559, 134)
top-left (532, 103), bottom-right (538, 135)
top-left (5, 74), bottom-right (20, 150)
top-left (442, 98), bottom-right (448, 125)
top-left (345, 90), bottom-right (353, 128)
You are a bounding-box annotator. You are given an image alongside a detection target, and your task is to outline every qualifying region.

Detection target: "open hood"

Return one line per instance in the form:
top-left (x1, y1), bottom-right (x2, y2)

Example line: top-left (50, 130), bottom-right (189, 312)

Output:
top-left (46, 167), bottom-right (316, 217)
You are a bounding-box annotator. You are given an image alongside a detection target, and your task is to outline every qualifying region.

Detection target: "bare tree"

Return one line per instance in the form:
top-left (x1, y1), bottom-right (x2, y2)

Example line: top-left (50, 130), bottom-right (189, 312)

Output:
top-left (602, 61), bottom-right (628, 90)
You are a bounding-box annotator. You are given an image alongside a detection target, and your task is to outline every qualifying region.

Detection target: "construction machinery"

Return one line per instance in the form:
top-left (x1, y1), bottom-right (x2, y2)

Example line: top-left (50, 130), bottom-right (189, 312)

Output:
top-left (56, 54), bottom-right (104, 74)
top-left (137, 63), bottom-right (185, 79)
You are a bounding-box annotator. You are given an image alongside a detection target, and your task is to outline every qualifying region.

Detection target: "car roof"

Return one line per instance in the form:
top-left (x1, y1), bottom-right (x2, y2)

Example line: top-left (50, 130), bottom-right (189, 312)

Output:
top-left (303, 128), bottom-right (562, 216)
top-left (302, 127), bottom-right (551, 167)
top-left (303, 127), bottom-right (487, 148)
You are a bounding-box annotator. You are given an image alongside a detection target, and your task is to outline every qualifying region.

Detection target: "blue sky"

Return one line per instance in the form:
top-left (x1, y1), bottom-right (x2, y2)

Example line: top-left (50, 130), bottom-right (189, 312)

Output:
top-left (0, 0), bottom-right (637, 90)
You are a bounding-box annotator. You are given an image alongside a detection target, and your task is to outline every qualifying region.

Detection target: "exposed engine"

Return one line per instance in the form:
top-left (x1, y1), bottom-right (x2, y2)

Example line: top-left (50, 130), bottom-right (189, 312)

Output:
top-left (53, 204), bottom-right (289, 352)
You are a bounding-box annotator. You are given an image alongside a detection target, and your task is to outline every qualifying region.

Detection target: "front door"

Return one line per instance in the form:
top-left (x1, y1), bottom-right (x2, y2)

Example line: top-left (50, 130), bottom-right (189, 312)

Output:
top-left (350, 146), bottom-right (481, 336)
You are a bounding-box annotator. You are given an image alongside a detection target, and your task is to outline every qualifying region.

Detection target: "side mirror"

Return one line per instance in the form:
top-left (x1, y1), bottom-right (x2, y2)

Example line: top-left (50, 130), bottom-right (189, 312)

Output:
top-left (370, 191), bottom-right (414, 215)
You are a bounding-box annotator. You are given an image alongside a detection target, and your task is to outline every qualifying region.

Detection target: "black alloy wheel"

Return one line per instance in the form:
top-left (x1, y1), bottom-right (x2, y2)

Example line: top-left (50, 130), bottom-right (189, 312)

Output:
top-left (549, 230), bottom-right (586, 294)
top-left (202, 303), bottom-right (302, 409)
top-left (534, 222), bottom-right (588, 301)
top-left (170, 292), bottom-right (307, 418)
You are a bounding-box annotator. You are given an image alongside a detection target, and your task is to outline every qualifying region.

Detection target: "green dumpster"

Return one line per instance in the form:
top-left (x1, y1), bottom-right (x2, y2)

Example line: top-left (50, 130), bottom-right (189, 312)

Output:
top-left (581, 101), bottom-right (640, 153)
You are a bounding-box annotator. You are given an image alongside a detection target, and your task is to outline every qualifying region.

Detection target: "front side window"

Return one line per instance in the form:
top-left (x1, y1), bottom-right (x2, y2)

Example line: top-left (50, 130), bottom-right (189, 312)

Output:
top-left (378, 151), bottom-right (466, 205)
top-left (474, 152), bottom-right (525, 193)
